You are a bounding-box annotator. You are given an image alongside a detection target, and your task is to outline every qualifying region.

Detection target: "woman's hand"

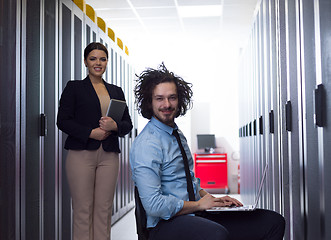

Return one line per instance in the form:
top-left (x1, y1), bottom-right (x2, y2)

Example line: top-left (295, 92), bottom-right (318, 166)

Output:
top-left (89, 127), bottom-right (111, 141)
top-left (99, 116), bottom-right (118, 132)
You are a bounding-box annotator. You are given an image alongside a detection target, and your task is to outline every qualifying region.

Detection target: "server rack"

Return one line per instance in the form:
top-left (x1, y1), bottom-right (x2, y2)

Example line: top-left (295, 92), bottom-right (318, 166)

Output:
top-left (239, 0), bottom-right (330, 239)
top-left (0, 0), bottom-right (137, 239)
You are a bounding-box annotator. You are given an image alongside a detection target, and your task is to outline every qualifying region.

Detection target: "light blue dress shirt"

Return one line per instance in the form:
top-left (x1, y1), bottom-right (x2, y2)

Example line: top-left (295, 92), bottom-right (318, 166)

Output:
top-left (130, 117), bottom-right (202, 228)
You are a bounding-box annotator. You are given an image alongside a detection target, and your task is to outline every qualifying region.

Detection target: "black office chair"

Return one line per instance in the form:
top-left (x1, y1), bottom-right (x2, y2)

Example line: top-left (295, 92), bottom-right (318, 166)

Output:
top-left (134, 186), bottom-right (149, 240)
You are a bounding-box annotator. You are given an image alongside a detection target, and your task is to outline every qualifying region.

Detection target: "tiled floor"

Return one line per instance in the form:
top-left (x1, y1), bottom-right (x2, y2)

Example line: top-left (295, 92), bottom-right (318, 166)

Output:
top-left (111, 208), bottom-right (137, 240)
top-left (111, 194), bottom-right (241, 240)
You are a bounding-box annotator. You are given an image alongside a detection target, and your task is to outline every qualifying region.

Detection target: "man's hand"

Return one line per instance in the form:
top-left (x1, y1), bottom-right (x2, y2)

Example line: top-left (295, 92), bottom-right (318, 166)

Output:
top-left (89, 127), bottom-right (111, 141)
top-left (197, 193), bottom-right (243, 211)
top-left (176, 193), bottom-right (243, 216)
top-left (217, 195), bottom-right (243, 208)
top-left (99, 116), bottom-right (118, 132)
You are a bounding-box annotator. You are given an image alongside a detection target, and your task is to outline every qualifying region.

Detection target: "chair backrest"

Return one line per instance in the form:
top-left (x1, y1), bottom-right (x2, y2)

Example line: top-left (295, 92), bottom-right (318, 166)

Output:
top-left (134, 186), bottom-right (149, 240)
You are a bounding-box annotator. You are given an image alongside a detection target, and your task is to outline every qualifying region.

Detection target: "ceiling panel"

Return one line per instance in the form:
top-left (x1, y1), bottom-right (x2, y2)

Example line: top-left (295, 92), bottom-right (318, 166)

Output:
top-left (136, 7), bottom-right (178, 18)
top-left (223, 0), bottom-right (258, 5)
top-left (147, 25), bottom-right (183, 35)
top-left (130, 0), bottom-right (176, 8)
top-left (85, 0), bottom-right (259, 48)
top-left (97, 9), bottom-right (137, 19)
top-left (143, 17), bottom-right (181, 29)
top-left (183, 17), bottom-right (221, 31)
top-left (177, 0), bottom-right (223, 6)
top-left (108, 19), bottom-right (142, 28)
top-left (90, 0), bottom-right (130, 9)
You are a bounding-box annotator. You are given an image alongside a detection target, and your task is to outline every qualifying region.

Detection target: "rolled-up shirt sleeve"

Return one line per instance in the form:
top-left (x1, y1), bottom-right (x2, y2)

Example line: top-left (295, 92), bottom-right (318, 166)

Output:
top-left (131, 139), bottom-right (184, 221)
top-left (192, 175), bottom-right (202, 200)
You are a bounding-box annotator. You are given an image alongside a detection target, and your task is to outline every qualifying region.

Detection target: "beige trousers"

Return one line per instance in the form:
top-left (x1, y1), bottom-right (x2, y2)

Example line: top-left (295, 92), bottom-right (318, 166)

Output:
top-left (66, 146), bottom-right (119, 240)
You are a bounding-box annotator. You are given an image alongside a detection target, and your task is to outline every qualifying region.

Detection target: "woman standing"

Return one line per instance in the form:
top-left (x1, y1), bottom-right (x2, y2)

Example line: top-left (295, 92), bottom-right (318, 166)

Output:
top-left (57, 42), bottom-right (133, 240)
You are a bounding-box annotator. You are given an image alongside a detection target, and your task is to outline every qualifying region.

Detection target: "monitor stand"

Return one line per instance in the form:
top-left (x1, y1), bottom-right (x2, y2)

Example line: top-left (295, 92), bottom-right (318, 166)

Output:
top-left (204, 147), bottom-right (215, 153)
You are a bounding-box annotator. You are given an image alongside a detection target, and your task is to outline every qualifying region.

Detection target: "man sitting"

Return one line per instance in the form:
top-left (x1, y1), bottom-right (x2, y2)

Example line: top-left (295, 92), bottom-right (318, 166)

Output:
top-left (130, 63), bottom-right (285, 240)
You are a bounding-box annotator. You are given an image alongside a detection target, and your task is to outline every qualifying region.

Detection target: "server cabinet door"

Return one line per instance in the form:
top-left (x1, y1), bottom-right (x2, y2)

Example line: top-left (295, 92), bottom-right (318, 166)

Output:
top-left (315, 1), bottom-right (331, 239)
top-left (24, 0), bottom-right (44, 239)
top-left (299, 0), bottom-right (321, 239)
top-left (284, 0), bottom-right (305, 239)
top-left (275, 0), bottom-right (290, 238)
top-left (44, 0), bottom-right (59, 239)
top-left (0, 0), bottom-right (19, 239)
top-left (59, 1), bottom-right (73, 239)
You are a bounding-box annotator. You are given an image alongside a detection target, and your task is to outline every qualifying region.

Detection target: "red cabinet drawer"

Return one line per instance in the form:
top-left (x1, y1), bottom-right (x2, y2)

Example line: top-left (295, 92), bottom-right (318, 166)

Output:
top-left (194, 153), bottom-right (228, 190)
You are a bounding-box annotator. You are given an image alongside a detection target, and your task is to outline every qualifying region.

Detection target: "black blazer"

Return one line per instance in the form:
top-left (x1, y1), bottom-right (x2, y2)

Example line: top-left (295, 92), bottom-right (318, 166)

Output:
top-left (57, 76), bottom-right (133, 153)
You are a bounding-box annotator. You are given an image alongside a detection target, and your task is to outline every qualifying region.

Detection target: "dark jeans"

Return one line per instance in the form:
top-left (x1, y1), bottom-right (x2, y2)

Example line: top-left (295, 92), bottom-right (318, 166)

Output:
top-left (149, 209), bottom-right (285, 240)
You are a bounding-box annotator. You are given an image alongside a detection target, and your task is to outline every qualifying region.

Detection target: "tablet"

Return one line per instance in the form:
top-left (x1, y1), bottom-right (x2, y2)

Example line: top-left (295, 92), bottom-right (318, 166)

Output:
top-left (106, 99), bottom-right (127, 122)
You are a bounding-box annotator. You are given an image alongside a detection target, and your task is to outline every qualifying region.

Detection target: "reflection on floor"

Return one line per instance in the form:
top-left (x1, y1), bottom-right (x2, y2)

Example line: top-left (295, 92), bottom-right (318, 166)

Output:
top-left (111, 194), bottom-right (241, 240)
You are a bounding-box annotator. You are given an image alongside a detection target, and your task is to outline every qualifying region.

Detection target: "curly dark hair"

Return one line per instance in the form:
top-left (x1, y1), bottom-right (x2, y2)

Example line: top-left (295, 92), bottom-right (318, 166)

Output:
top-left (134, 63), bottom-right (193, 119)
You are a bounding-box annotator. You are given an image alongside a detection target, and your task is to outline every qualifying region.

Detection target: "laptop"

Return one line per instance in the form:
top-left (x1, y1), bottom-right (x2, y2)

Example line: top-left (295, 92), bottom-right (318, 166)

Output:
top-left (206, 164), bottom-right (268, 212)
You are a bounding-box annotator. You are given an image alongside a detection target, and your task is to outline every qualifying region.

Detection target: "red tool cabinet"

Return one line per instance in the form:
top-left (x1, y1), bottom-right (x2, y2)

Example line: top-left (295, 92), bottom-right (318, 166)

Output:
top-left (194, 153), bottom-right (228, 192)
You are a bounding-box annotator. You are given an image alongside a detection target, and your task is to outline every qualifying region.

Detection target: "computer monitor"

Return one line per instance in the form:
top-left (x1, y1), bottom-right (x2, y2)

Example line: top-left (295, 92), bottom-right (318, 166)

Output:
top-left (197, 134), bottom-right (216, 152)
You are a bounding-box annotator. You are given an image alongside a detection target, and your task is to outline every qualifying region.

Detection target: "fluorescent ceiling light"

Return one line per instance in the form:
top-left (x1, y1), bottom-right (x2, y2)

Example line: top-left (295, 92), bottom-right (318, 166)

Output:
top-left (178, 5), bottom-right (223, 18)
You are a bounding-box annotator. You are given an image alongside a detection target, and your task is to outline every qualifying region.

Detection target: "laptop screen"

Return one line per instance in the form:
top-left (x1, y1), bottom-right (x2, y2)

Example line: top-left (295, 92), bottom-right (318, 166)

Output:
top-left (254, 164), bottom-right (268, 207)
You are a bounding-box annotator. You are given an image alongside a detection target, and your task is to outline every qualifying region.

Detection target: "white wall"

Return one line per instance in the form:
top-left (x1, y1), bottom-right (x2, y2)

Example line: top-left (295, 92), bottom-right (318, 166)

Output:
top-left (131, 34), bottom-right (241, 193)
